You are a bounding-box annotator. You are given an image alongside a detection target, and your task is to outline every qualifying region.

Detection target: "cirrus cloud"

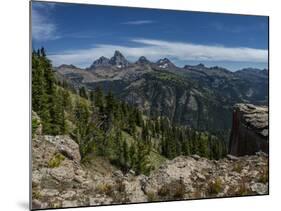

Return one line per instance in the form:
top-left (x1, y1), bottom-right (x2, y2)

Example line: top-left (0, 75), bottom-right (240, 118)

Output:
top-left (121, 20), bottom-right (156, 25)
top-left (32, 2), bottom-right (60, 41)
top-left (48, 38), bottom-right (268, 68)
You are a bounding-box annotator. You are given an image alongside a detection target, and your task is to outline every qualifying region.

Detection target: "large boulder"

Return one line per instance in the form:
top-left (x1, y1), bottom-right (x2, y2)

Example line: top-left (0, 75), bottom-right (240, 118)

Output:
top-left (229, 103), bottom-right (269, 156)
top-left (32, 135), bottom-right (88, 209)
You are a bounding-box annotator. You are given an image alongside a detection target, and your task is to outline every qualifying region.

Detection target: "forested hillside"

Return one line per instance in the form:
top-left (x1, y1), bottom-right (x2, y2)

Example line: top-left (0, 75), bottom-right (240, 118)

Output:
top-left (56, 51), bottom-right (268, 145)
top-left (32, 48), bottom-right (227, 175)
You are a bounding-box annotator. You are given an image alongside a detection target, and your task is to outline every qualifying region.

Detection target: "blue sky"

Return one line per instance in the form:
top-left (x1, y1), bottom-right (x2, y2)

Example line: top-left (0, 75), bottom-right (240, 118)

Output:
top-left (32, 1), bottom-right (268, 71)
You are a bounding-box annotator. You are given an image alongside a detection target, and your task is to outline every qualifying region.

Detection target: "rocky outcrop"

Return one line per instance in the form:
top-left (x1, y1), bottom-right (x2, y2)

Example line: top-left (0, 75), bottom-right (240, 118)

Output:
top-left (135, 56), bottom-right (150, 65)
top-left (89, 56), bottom-right (110, 69)
top-left (143, 154), bottom-right (268, 200)
top-left (32, 135), bottom-right (268, 209)
top-left (109, 50), bottom-right (130, 68)
top-left (156, 58), bottom-right (176, 69)
top-left (32, 135), bottom-right (145, 209)
top-left (229, 104), bottom-right (269, 156)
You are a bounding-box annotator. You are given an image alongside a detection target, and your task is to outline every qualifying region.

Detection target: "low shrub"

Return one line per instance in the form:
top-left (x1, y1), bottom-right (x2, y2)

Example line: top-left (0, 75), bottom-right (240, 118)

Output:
top-left (146, 191), bottom-right (157, 202)
top-left (233, 163), bottom-right (243, 173)
top-left (48, 153), bottom-right (65, 168)
top-left (96, 183), bottom-right (113, 196)
top-left (207, 178), bottom-right (223, 195)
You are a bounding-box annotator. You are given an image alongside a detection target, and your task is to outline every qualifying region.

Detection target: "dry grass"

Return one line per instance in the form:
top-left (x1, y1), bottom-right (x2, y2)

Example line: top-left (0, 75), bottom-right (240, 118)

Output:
top-left (258, 166), bottom-right (269, 184)
top-left (237, 181), bottom-right (249, 196)
top-left (96, 183), bottom-right (113, 196)
top-left (157, 179), bottom-right (186, 200)
top-left (32, 189), bottom-right (42, 200)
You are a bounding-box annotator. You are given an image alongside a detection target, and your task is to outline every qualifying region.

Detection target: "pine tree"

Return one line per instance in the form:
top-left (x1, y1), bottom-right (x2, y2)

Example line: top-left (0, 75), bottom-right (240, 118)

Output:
top-left (94, 86), bottom-right (104, 112)
top-left (89, 91), bottom-right (94, 103)
top-left (135, 140), bottom-right (151, 175)
top-left (74, 100), bottom-right (90, 141)
top-left (79, 86), bottom-right (88, 99)
top-left (141, 123), bottom-right (149, 144)
top-left (154, 118), bottom-right (160, 137)
top-left (105, 91), bottom-right (115, 115)
top-left (129, 143), bottom-right (137, 170)
top-left (122, 140), bottom-right (129, 172)
top-left (127, 111), bottom-right (136, 136)
top-left (135, 108), bottom-right (143, 127)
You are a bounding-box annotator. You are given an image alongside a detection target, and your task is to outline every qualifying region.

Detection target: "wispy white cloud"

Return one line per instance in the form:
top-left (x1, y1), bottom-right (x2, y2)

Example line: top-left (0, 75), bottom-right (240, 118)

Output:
top-left (49, 38), bottom-right (268, 68)
top-left (121, 20), bottom-right (156, 25)
top-left (209, 21), bottom-right (267, 33)
top-left (32, 3), bottom-right (59, 41)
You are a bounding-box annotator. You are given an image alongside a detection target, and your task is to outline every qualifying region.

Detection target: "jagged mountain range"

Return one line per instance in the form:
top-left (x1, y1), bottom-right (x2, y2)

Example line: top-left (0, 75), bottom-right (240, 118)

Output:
top-left (54, 50), bottom-right (268, 136)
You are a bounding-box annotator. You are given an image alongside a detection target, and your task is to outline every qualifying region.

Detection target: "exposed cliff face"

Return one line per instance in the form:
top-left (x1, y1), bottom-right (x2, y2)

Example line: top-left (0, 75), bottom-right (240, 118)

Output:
top-left (229, 104), bottom-right (269, 156)
top-left (32, 134), bottom-right (268, 209)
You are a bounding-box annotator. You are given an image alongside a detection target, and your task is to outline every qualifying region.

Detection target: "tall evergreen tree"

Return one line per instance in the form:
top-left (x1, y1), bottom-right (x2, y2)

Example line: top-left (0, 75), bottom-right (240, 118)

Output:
top-left (79, 86), bottom-right (88, 99)
top-left (94, 86), bottom-right (104, 112)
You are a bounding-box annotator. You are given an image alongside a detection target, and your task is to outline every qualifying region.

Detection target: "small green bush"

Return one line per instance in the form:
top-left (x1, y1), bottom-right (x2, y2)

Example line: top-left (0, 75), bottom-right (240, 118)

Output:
top-left (48, 153), bottom-right (65, 168)
top-left (146, 191), bottom-right (157, 202)
top-left (32, 189), bottom-right (42, 200)
top-left (207, 178), bottom-right (223, 195)
top-left (233, 163), bottom-right (243, 173)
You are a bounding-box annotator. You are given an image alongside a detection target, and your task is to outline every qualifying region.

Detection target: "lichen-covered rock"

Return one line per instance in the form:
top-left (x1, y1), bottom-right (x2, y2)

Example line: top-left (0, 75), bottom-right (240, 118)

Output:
top-left (143, 154), bottom-right (268, 200)
top-left (229, 103), bottom-right (269, 156)
top-left (32, 135), bottom-right (268, 209)
top-left (32, 135), bottom-right (88, 209)
top-left (32, 111), bottom-right (42, 137)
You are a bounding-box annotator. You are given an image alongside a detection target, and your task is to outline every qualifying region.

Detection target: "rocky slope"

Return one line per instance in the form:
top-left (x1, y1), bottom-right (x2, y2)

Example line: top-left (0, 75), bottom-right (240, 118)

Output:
top-left (32, 134), bottom-right (268, 209)
top-left (229, 104), bottom-right (269, 156)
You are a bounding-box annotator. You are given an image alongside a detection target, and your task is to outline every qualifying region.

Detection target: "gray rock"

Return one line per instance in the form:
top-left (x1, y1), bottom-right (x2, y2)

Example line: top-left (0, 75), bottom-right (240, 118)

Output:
top-left (89, 197), bottom-right (112, 205)
top-left (44, 135), bottom-right (81, 162)
top-left (61, 190), bottom-right (76, 199)
top-left (255, 151), bottom-right (268, 157)
top-left (62, 200), bottom-right (77, 208)
top-left (40, 189), bottom-right (59, 197)
top-left (74, 175), bottom-right (84, 183)
top-left (50, 166), bottom-right (75, 182)
top-left (191, 154), bottom-right (201, 160)
top-left (250, 183), bottom-right (268, 194)
top-left (129, 169), bottom-right (135, 175)
top-left (32, 134), bottom-right (268, 208)
top-left (229, 104), bottom-right (269, 156)
top-left (196, 172), bottom-right (206, 181)
top-left (32, 170), bottom-right (42, 187)
top-left (227, 154), bottom-right (239, 161)
top-left (32, 199), bottom-right (42, 209)
top-left (113, 170), bottom-right (123, 178)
